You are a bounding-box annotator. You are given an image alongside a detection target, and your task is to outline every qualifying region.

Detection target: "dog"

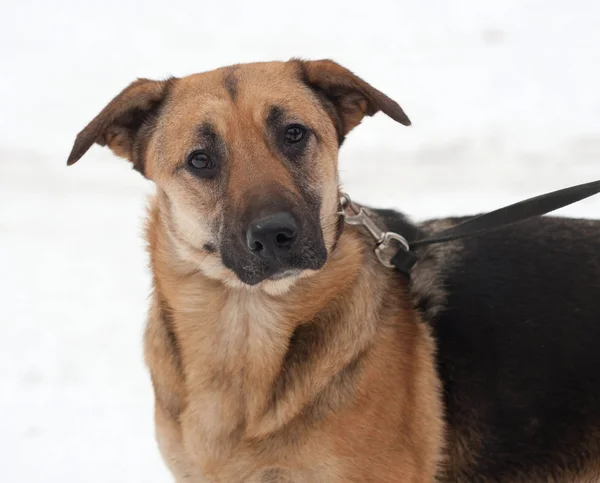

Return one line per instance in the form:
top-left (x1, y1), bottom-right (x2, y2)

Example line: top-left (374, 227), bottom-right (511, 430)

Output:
top-left (67, 59), bottom-right (600, 482)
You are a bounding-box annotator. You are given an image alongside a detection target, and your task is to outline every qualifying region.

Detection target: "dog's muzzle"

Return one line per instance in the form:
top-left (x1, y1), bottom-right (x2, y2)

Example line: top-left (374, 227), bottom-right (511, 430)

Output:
top-left (221, 208), bottom-right (327, 286)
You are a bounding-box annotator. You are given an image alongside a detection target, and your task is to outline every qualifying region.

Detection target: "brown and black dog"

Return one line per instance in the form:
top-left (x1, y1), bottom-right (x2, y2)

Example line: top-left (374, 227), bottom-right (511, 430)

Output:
top-left (67, 59), bottom-right (600, 482)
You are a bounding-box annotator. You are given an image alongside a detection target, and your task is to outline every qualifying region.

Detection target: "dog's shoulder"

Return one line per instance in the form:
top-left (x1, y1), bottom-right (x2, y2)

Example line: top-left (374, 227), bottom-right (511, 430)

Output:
top-left (369, 207), bottom-right (468, 322)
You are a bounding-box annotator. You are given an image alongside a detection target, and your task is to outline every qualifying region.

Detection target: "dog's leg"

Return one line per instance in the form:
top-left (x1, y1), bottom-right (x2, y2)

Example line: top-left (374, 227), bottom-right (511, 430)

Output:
top-left (145, 295), bottom-right (203, 481)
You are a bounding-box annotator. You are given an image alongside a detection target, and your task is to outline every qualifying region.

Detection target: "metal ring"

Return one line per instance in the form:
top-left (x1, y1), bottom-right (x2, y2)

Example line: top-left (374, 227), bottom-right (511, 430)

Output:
top-left (375, 232), bottom-right (410, 268)
top-left (338, 192), bottom-right (356, 217)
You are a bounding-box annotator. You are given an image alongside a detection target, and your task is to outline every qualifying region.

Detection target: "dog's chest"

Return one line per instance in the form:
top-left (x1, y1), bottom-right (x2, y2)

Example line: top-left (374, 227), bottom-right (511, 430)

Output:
top-left (180, 290), bottom-right (290, 385)
top-left (174, 288), bottom-right (326, 479)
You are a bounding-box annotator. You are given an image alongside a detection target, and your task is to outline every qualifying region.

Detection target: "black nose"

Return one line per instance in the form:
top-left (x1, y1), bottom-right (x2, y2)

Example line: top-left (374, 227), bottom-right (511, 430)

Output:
top-left (246, 212), bottom-right (298, 261)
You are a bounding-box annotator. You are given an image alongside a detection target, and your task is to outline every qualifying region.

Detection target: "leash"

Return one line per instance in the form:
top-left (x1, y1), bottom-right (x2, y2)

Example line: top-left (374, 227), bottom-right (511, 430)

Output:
top-left (340, 180), bottom-right (600, 277)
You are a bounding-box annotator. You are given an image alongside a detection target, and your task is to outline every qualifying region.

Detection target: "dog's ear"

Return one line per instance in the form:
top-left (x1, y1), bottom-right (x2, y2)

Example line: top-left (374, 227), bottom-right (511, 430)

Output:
top-left (296, 59), bottom-right (410, 142)
top-left (66, 77), bottom-right (175, 173)
top-left (296, 59), bottom-right (410, 141)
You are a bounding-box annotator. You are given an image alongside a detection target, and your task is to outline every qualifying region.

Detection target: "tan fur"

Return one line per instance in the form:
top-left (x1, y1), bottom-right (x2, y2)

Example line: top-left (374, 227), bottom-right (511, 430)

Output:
top-left (147, 206), bottom-right (443, 482)
top-left (68, 60), bottom-right (441, 482)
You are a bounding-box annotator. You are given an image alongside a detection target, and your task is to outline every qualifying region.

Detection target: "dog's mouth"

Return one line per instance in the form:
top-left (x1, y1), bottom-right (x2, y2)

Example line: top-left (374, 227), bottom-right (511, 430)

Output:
top-left (220, 232), bottom-right (328, 286)
top-left (228, 250), bottom-right (327, 286)
top-left (268, 268), bottom-right (302, 281)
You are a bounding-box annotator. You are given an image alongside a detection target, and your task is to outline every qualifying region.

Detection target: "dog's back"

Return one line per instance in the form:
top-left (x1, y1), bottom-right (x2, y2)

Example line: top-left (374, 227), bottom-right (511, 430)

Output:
top-left (398, 213), bottom-right (600, 482)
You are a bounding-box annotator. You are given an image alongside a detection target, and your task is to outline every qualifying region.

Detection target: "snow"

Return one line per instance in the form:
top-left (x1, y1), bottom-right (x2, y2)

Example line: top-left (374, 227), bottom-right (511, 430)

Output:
top-left (1, 0), bottom-right (600, 481)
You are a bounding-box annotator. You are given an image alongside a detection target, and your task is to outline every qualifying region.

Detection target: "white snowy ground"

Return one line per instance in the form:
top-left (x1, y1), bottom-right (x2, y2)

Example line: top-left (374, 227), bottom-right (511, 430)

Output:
top-left (2, 0), bottom-right (600, 481)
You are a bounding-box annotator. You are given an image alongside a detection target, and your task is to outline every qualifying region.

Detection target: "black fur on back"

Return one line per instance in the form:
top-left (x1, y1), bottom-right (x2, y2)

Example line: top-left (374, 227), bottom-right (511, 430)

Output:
top-left (373, 209), bottom-right (600, 482)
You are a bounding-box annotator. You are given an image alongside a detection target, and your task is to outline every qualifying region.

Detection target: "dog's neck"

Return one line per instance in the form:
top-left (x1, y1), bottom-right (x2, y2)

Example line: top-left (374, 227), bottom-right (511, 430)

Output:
top-left (147, 195), bottom-right (397, 470)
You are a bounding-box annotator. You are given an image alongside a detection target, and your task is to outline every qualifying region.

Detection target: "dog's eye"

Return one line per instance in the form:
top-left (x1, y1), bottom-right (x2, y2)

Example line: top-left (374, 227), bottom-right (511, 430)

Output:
top-left (284, 125), bottom-right (306, 144)
top-left (187, 151), bottom-right (214, 170)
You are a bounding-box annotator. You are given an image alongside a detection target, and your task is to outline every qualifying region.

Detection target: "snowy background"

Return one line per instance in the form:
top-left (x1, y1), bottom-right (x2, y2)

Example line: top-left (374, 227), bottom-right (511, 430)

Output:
top-left (2, 0), bottom-right (600, 481)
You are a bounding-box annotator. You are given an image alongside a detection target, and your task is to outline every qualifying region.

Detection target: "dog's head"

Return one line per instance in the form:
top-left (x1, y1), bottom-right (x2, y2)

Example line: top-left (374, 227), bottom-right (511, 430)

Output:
top-left (67, 60), bottom-right (410, 292)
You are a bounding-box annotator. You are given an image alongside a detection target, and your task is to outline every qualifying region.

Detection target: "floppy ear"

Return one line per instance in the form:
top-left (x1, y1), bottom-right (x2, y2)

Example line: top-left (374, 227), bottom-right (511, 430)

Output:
top-left (66, 77), bottom-right (175, 174)
top-left (296, 59), bottom-right (410, 143)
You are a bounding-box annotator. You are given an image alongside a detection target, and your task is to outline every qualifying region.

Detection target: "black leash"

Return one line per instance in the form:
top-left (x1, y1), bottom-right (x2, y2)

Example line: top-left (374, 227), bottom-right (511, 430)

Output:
top-left (342, 180), bottom-right (600, 277)
top-left (410, 180), bottom-right (600, 247)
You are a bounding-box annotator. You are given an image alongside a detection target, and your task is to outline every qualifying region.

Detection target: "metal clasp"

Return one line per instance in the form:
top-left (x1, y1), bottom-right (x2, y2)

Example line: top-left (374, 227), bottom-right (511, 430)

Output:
top-left (339, 193), bottom-right (410, 268)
